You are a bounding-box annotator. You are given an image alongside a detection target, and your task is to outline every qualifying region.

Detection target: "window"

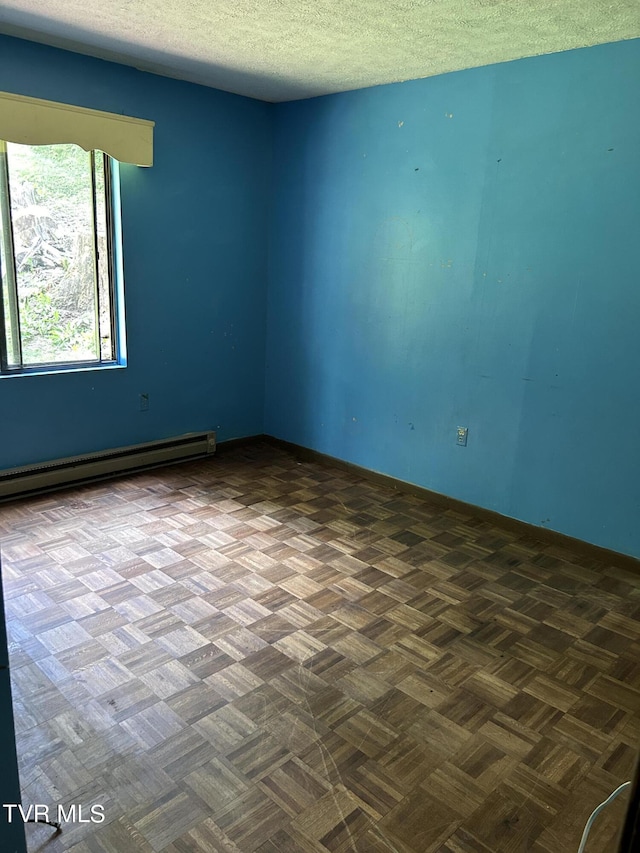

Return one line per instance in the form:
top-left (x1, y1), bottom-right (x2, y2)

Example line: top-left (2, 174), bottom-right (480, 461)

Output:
top-left (0, 141), bottom-right (121, 372)
top-left (0, 90), bottom-right (153, 374)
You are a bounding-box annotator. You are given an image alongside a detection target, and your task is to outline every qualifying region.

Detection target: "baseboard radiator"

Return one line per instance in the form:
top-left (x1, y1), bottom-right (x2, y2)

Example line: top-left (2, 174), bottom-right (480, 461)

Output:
top-left (0, 431), bottom-right (217, 501)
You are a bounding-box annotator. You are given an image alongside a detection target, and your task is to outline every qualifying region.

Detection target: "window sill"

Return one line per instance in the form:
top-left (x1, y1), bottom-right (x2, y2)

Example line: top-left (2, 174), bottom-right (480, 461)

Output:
top-left (0, 361), bottom-right (127, 379)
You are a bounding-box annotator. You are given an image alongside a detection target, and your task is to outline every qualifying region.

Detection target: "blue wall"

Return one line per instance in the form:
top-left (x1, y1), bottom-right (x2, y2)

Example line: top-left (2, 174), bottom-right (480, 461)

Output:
top-left (0, 35), bottom-right (272, 468)
top-left (265, 40), bottom-right (640, 558)
top-left (1, 35), bottom-right (639, 557)
top-left (0, 556), bottom-right (26, 853)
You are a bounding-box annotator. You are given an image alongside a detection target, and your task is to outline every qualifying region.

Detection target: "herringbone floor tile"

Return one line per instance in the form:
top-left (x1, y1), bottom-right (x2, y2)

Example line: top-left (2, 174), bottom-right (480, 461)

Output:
top-left (1, 442), bottom-right (638, 851)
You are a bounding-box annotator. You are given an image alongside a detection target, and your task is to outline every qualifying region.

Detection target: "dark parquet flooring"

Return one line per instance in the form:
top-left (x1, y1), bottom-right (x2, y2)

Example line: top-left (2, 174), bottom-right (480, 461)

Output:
top-left (1, 442), bottom-right (639, 852)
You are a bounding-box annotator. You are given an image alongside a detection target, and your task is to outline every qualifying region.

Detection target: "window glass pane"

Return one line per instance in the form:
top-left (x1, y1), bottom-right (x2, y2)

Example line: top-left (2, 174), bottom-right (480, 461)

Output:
top-left (93, 154), bottom-right (114, 361)
top-left (6, 142), bottom-right (99, 364)
top-left (0, 145), bottom-right (21, 367)
top-left (0, 271), bottom-right (21, 368)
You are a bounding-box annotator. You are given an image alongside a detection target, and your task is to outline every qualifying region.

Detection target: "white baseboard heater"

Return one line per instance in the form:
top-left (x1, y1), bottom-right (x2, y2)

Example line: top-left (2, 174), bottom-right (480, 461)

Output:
top-left (0, 431), bottom-right (217, 501)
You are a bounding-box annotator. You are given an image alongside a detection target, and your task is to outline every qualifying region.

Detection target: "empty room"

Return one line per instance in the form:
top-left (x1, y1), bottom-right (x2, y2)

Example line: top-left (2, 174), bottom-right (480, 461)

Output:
top-left (1, 1), bottom-right (639, 851)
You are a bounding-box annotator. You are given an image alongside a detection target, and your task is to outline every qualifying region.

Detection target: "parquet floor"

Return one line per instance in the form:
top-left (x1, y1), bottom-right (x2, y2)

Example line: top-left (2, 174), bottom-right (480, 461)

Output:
top-left (1, 441), bottom-right (639, 852)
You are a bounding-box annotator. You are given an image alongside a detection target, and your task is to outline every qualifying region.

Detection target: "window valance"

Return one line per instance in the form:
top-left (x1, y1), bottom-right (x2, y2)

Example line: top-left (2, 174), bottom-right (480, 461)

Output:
top-left (0, 91), bottom-right (154, 166)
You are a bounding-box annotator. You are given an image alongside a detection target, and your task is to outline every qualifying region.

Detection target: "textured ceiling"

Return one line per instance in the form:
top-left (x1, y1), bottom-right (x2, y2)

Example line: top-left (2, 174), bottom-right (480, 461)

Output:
top-left (0, 1), bottom-right (638, 102)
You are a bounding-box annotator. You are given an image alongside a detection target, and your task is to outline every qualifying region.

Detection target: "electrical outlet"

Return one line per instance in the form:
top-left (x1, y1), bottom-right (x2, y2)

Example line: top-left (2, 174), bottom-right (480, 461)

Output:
top-left (139, 393), bottom-right (149, 411)
top-left (456, 426), bottom-right (468, 446)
